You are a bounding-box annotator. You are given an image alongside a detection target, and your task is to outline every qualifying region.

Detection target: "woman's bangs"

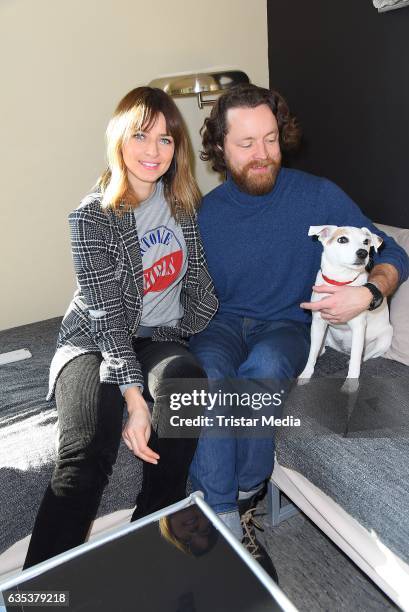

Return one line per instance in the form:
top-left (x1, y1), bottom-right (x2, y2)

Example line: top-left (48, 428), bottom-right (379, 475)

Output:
top-left (139, 105), bottom-right (158, 133)
top-left (123, 104), bottom-right (156, 141)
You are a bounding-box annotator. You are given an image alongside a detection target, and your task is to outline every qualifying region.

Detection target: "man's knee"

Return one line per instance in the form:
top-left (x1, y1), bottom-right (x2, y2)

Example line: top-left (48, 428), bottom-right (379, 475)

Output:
top-left (240, 346), bottom-right (298, 379)
top-left (189, 325), bottom-right (242, 379)
top-left (268, 350), bottom-right (298, 379)
top-left (189, 350), bottom-right (237, 378)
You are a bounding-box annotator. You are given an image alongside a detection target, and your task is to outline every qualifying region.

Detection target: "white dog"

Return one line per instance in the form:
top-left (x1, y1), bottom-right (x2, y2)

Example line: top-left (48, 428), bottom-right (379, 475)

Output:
top-left (298, 225), bottom-right (393, 391)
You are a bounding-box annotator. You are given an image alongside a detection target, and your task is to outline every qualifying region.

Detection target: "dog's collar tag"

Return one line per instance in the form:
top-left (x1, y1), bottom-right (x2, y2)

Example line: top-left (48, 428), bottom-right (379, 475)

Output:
top-left (321, 272), bottom-right (359, 286)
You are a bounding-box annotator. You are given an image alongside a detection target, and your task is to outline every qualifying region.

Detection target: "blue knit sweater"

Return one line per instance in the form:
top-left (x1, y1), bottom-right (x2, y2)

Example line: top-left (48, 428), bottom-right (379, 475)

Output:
top-left (197, 168), bottom-right (409, 323)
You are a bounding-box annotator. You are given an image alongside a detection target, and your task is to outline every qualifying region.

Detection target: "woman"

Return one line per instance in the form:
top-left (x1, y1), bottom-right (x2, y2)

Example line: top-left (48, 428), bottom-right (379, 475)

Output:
top-left (159, 505), bottom-right (218, 556)
top-left (23, 87), bottom-right (218, 568)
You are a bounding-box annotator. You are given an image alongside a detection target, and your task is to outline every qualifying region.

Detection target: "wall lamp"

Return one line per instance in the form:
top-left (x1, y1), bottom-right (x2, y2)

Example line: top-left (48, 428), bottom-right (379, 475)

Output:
top-left (373, 0), bottom-right (409, 11)
top-left (149, 70), bottom-right (250, 109)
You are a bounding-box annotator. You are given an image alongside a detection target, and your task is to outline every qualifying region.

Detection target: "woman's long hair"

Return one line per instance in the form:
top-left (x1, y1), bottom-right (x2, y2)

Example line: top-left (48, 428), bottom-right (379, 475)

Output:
top-left (97, 87), bottom-right (200, 217)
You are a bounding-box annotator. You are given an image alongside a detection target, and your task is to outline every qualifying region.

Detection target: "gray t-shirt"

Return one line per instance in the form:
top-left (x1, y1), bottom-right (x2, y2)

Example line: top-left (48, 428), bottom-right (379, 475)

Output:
top-left (120, 182), bottom-right (188, 395)
top-left (134, 180), bottom-right (187, 328)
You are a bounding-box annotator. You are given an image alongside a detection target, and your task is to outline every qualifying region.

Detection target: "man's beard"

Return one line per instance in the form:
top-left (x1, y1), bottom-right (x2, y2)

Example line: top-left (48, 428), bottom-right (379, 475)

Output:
top-left (228, 158), bottom-right (281, 196)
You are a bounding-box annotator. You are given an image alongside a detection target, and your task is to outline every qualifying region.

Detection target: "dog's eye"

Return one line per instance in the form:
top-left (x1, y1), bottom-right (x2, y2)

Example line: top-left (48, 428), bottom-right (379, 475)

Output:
top-left (337, 236), bottom-right (349, 244)
top-left (363, 239), bottom-right (370, 245)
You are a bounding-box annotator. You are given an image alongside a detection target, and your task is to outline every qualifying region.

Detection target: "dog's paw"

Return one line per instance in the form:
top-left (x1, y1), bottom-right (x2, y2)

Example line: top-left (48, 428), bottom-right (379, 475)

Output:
top-left (341, 378), bottom-right (359, 395)
top-left (298, 365), bottom-right (313, 382)
top-left (297, 373), bottom-right (312, 386)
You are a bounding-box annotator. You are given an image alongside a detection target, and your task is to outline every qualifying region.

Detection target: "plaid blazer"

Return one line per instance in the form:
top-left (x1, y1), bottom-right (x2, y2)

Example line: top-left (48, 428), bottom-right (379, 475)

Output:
top-left (48, 193), bottom-right (218, 399)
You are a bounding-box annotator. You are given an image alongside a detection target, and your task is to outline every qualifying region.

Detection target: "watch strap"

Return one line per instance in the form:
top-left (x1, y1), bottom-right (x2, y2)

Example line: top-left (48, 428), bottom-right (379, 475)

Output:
top-left (364, 282), bottom-right (383, 311)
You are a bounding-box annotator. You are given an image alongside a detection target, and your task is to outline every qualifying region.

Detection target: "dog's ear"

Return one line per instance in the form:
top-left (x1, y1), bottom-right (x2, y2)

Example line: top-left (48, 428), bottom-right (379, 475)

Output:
top-left (308, 225), bottom-right (338, 243)
top-left (361, 227), bottom-right (383, 252)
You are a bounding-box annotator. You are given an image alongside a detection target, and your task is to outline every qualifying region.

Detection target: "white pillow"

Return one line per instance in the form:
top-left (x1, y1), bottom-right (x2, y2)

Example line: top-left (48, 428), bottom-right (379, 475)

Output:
top-left (375, 223), bottom-right (409, 366)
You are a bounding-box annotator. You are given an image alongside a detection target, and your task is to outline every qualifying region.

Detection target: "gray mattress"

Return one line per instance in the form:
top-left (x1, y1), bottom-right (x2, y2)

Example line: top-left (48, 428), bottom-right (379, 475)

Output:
top-left (276, 350), bottom-right (409, 565)
top-left (1, 318), bottom-right (408, 568)
top-left (0, 318), bottom-right (142, 554)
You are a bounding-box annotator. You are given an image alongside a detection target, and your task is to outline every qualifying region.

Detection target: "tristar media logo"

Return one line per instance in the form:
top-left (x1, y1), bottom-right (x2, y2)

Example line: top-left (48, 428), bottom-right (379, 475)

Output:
top-left (139, 225), bottom-right (183, 294)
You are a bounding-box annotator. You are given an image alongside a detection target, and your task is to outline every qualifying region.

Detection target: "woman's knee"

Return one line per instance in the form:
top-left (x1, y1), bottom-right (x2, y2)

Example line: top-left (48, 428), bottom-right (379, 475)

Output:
top-left (54, 353), bottom-right (124, 485)
top-left (56, 353), bottom-right (102, 397)
top-left (161, 353), bottom-right (207, 380)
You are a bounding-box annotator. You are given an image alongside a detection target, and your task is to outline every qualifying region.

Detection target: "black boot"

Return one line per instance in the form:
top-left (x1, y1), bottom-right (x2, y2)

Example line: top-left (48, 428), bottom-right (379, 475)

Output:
top-left (238, 487), bottom-right (279, 584)
top-left (237, 483), bottom-right (267, 516)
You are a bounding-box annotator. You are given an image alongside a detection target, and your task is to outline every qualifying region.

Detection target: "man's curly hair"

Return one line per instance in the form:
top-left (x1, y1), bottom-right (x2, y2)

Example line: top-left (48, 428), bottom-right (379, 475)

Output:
top-left (200, 84), bottom-right (301, 173)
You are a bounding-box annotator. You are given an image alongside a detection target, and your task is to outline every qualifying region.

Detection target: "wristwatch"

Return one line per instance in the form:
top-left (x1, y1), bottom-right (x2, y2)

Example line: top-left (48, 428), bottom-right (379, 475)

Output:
top-left (364, 282), bottom-right (384, 311)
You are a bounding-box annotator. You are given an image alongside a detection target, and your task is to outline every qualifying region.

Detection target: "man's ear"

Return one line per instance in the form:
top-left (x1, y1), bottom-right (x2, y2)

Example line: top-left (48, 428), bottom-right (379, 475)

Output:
top-left (308, 225), bottom-right (338, 243)
top-left (361, 227), bottom-right (383, 252)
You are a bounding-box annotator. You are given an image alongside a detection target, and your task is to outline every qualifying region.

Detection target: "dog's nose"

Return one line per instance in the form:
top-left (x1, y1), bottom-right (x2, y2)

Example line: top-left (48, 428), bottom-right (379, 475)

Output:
top-left (356, 249), bottom-right (368, 260)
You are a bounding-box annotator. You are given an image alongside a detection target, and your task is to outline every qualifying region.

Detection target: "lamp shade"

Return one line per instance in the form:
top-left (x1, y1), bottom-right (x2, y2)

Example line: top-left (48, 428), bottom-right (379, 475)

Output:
top-left (149, 70), bottom-right (250, 97)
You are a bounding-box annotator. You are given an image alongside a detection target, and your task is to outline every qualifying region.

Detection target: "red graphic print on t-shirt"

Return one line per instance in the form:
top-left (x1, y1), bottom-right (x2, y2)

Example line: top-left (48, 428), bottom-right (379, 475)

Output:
top-left (139, 225), bottom-right (183, 295)
top-left (143, 250), bottom-right (183, 294)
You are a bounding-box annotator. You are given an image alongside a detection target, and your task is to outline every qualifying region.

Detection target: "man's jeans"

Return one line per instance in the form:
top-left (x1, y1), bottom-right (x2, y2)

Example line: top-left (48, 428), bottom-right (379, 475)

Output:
top-left (189, 314), bottom-right (310, 514)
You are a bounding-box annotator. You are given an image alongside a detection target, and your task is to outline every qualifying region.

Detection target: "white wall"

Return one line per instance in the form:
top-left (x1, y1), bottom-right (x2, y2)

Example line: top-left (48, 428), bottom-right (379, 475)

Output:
top-left (0, 0), bottom-right (268, 331)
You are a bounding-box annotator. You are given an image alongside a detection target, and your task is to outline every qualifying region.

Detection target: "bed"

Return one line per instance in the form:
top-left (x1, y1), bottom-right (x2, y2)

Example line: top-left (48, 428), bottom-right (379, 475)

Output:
top-left (269, 223), bottom-right (409, 611)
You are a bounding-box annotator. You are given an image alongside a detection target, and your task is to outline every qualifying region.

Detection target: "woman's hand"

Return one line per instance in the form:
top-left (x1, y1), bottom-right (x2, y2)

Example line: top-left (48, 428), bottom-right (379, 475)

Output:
top-left (122, 387), bottom-right (160, 464)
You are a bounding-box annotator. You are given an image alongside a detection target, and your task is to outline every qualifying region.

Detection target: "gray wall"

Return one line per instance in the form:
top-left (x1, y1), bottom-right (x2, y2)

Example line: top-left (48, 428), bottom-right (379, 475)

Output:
top-left (267, 0), bottom-right (409, 228)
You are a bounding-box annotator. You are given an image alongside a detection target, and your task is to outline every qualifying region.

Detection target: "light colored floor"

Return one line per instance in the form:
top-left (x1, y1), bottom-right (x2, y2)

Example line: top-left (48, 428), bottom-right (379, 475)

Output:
top-left (257, 498), bottom-right (397, 612)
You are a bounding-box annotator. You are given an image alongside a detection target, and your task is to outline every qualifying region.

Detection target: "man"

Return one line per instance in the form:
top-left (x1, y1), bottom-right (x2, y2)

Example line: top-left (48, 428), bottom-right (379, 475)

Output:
top-left (189, 84), bottom-right (408, 575)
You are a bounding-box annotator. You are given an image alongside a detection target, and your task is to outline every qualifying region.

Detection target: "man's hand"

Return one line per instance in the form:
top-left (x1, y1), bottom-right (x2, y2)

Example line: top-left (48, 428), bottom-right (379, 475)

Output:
top-left (122, 387), bottom-right (160, 464)
top-left (300, 263), bottom-right (399, 324)
top-left (300, 285), bottom-right (372, 324)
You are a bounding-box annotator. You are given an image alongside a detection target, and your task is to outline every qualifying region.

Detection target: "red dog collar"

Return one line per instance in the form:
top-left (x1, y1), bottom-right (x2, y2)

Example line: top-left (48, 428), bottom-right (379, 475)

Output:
top-left (321, 272), bottom-right (360, 286)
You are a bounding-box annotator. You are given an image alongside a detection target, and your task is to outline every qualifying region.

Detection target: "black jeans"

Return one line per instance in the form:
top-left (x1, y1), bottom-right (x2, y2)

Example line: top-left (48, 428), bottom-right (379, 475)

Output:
top-left (23, 339), bottom-right (206, 568)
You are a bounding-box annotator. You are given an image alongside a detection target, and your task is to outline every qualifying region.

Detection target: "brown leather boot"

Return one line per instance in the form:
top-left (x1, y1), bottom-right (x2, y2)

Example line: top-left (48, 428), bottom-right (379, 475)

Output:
top-left (238, 486), bottom-right (278, 584)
